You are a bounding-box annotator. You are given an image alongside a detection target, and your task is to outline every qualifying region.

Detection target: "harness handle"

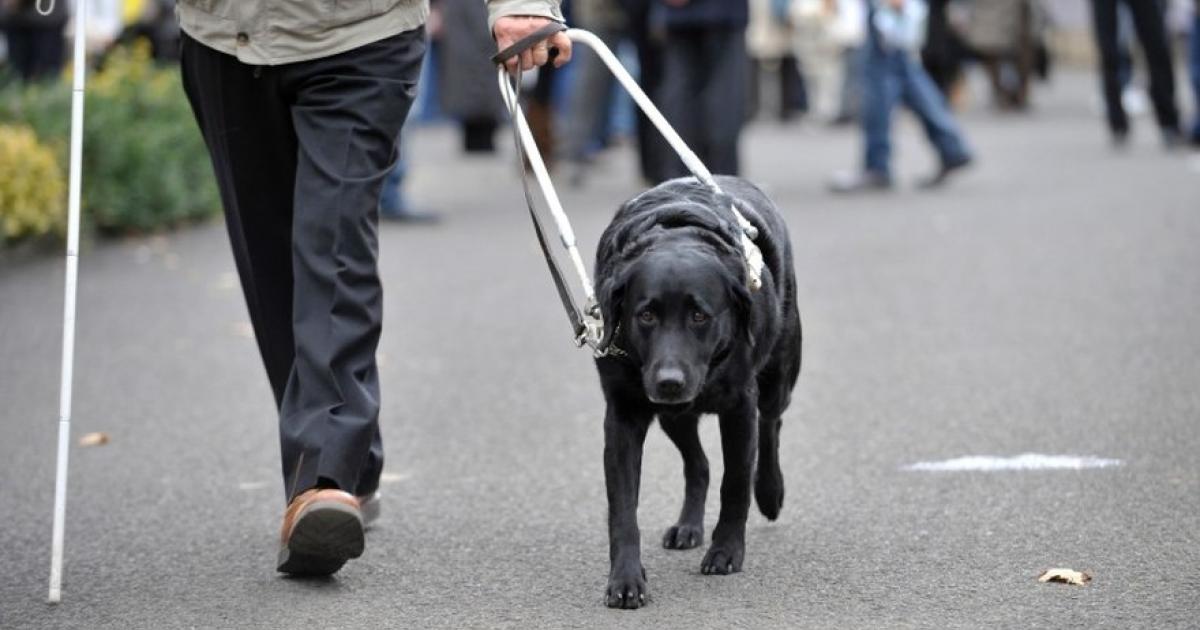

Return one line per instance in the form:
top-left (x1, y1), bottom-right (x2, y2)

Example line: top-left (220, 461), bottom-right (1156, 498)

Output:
top-left (495, 29), bottom-right (763, 356)
top-left (490, 21), bottom-right (568, 66)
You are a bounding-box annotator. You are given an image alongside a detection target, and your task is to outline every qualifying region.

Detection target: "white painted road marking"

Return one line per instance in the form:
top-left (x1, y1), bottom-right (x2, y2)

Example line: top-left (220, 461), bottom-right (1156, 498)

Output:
top-left (904, 453), bottom-right (1122, 472)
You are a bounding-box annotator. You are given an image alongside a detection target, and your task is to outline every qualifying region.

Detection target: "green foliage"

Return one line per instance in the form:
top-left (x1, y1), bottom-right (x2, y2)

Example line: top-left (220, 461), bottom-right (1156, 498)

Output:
top-left (0, 44), bottom-right (220, 237)
top-left (0, 124), bottom-right (65, 240)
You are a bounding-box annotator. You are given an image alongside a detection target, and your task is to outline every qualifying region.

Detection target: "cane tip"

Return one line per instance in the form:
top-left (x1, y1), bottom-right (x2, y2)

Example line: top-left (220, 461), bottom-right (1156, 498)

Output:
top-left (48, 588), bottom-right (61, 604)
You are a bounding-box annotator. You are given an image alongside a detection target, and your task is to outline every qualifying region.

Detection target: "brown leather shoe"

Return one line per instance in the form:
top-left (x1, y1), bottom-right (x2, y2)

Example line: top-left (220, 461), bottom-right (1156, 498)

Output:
top-left (276, 488), bottom-right (365, 576)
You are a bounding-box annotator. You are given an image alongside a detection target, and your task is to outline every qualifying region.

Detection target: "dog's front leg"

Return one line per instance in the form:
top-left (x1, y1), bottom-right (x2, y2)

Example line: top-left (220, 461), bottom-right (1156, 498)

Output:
top-left (604, 404), bottom-right (651, 609)
top-left (701, 393), bottom-right (758, 575)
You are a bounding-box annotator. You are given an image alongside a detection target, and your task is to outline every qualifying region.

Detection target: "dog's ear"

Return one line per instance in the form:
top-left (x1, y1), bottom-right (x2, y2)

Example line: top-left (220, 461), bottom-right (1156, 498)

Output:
top-left (597, 264), bottom-right (628, 351)
top-left (727, 270), bottom-right (755, 346)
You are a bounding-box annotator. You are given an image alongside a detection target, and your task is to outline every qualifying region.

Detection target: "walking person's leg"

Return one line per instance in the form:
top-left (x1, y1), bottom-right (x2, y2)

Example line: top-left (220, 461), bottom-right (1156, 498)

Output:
top-left (1122, 0), bottom-right (1182, 140)
top-left (180, 34), bottom-right (298, 410)
top-left (700, 25), bottom-right (749, 176)
top-left (658, 28), bottom-right (705, 180)
top-left (831, 42), bottom-right (899, 192)
top-left (1191, 12), bottom-right (1200, 143)
top-left (277, 28), bottom-right (424, 514)
top-left (861, 50), bottom-right (901, 181)
top-left (1089, 0), bottom-right (1129, 140)
top-left (898, 53), bottom-right (972, 187)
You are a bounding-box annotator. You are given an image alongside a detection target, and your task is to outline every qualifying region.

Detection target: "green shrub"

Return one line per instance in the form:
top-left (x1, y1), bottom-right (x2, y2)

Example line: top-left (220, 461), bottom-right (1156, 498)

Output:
top-left (0, 124), bottom-right (66, 240)
top-left (0, 43), bottom-right (220, 236)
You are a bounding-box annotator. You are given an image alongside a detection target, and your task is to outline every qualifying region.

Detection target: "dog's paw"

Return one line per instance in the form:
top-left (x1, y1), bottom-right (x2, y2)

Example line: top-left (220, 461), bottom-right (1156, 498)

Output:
top-left (662, 523), bottom-right (704, 550)
top-left (605, 565), bottom-right (648, 609)
top-left (700, 542), bottom-right (744, 575)
top-left (754, 467), bottom-right (785, 521)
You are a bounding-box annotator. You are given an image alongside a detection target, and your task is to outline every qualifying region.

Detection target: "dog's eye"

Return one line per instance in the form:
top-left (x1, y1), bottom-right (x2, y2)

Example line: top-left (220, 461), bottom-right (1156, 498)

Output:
top-left (691, 311), bottom-right (709, 324)
top-left (638, 310), bottom-right (657, 325)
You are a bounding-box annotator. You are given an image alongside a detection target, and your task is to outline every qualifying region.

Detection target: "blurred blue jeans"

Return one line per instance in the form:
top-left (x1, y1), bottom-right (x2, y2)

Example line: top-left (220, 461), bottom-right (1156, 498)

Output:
top-left (1191, 14), bottom-right (1200, 140)
top-left (862, 45), bottom-right (970, 177)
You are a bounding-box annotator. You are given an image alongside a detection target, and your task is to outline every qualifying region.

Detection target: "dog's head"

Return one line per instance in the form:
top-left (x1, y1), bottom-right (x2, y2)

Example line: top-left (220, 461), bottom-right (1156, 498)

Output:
top-left (599, 230), bottom-right (752, 405)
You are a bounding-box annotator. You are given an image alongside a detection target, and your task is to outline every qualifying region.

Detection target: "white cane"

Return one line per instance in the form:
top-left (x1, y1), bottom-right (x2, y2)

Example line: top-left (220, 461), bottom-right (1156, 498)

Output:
top-left (42, 0), bottom-right (88, 604)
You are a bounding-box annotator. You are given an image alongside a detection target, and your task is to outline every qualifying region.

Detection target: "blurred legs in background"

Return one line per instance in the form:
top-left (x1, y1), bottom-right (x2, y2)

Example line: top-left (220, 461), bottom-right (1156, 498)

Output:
top-left (1189, 8), bottom-right (1200, 145)
top-left (659, 25), bottom-right (748, 178)
top-left (1088, 0), bottom-right (1182, 146)
top-left (834, 33), bottom-right (971, 193)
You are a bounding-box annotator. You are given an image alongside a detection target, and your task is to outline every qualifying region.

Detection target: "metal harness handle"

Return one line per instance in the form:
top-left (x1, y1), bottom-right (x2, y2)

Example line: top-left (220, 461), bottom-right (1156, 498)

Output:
top-left (496, 28), bottom-right (764, 356)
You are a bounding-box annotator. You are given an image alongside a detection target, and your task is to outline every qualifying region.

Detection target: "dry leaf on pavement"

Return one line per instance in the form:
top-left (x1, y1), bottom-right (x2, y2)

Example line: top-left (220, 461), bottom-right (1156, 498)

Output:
top-left (1038, 568), bottom-right (1092, 586)
top-left (78, 432), bottom-right (110, 447)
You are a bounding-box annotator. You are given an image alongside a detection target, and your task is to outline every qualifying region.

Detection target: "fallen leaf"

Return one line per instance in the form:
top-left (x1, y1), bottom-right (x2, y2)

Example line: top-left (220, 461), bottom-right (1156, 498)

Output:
top-left (1038, 568), bottom-right (1091, 586)
top-left (78, 432), bottom-right (110, 447)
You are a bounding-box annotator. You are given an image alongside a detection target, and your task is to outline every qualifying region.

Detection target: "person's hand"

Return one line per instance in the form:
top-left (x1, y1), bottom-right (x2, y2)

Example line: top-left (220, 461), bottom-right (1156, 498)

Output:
top-left (493, 15), bottom-right (573, 73)
top-left (885, 0), bottom-right (905, 9)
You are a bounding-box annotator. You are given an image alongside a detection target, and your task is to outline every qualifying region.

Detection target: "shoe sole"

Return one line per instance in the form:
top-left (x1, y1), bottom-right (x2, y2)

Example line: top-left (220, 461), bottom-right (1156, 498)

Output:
top-left (276, 501), bottom-right (365, 576)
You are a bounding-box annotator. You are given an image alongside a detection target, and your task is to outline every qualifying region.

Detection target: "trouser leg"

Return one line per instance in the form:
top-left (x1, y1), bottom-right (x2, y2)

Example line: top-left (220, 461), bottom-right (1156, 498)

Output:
top-left (1191, 15), bottom-right (1200, 140)
top-left (659, 29), bottom-right (704, 179)
top-left (1123, 0), bottom-right (1180, 131)
top-left (900, 55), bottom-right (972, 166)
top-left (180, 34), bottom-right (298, 410)
top-left (862, 48), bottom-right (901, 177)
top-left (1090, 0), bottom-right (1127, 134)
top-left (560, 27), bottom-right (620, 162)
top-left (278, 30), bottom-right (425, 501)
top-left (700, 26), bottom-right (748, 176)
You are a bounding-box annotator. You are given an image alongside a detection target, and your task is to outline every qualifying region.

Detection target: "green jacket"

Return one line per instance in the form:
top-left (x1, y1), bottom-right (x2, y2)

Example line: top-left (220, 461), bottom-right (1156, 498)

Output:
top-left (177, 0), bottom-right (563, 66)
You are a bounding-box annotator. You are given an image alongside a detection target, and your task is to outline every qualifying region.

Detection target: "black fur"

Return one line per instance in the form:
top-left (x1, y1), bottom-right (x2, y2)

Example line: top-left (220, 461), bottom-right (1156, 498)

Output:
top-left (593, 176), bottom-right (803, 609)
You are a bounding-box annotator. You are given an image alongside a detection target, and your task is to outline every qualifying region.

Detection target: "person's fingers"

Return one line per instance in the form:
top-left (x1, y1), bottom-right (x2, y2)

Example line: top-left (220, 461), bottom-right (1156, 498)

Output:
top-left (520, 49), bottom-right (534, 72)
top-left (532, 42), bottom-right (550, 68)
top-left (549, 32), bottom-right (573, 68)
top-left (505, 55), bottom-right (519, 75)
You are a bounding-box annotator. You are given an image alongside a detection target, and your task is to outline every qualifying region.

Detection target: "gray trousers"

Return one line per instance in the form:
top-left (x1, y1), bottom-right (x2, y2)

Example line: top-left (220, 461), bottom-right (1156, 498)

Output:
top-left (658, 25), bottom-right (749, 178)
top-left (181, 29), bottom-right (425, 502)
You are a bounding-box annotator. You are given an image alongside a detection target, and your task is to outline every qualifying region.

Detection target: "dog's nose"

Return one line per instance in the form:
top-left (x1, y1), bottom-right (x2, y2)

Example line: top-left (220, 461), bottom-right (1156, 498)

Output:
top-left (655, 368), bottom-right (686, 399)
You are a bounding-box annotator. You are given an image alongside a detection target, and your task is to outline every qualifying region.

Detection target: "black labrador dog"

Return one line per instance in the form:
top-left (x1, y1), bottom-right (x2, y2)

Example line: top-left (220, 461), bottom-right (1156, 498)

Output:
top-left (593, 175), bottom-right (802, 609)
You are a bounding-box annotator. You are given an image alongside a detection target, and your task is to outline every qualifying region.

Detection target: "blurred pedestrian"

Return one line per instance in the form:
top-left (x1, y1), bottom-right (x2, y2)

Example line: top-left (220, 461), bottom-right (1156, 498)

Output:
top-left (921, 0), bottom-right (966, 101)
top-left (438, 0), bottom-right (506, 153)
top-left (831, 0), bottom-right (972, 192)
top-left (1190, 0), bottom-right (1200, 145)
top-left (0, 0), bottom-right (67, 82)
top-left (1088, 0), bottom-right (1183, 147)
top-left (616, 0), bottom-right (672, 183)
top-left (559, 0), bottom-right (627, 185)
top-left (957, 0), bottom-right (1047, 111)
top-left (657, 0), bottom-right (750, 178)
top-left (829, 0), bottom-right (867, 125)
top-left (178, 0), bottom-right (569, 577)
top-left (748, 0), bottom-right (808, 122)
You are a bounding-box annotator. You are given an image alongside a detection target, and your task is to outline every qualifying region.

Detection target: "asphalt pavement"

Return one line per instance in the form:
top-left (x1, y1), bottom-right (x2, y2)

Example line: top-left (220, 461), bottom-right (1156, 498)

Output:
top-left (2, 71), bottom-right (1198, 629)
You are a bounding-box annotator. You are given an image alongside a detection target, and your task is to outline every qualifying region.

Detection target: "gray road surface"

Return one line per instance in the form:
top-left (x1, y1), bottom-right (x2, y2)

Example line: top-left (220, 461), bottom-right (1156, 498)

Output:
top-left (2, 72), bottom-right (1199, 629)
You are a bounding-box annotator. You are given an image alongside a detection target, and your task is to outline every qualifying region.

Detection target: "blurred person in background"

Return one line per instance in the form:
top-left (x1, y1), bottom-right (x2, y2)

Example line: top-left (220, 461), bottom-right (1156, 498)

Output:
top-left (748, 0), bottom-right (808, 122)
top-left (955, 0), bottom-right (1048, 111)
top-left (829, 0), bottom-right (867, 125)
top-left (116, 0), bottom-right (180, 61)
top-left (616, 0), bottom-right (671, 183)
top-left (1190, 0), bottom-right (1200, 145)
top-left (830, 0), bottom-right (972, 192)
top-left (1088, 0), bottom-right (1183, 147)
top-left (0, 0), bottom-right (67, 81)
top-left (437, 0), bottom-right (506, 153)
top-left (559, 0), bottom-right (627, 185)
top-left (657, 0), bottom-right (750, 179)
top-left (921, 0), bottom-right (967, 103)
